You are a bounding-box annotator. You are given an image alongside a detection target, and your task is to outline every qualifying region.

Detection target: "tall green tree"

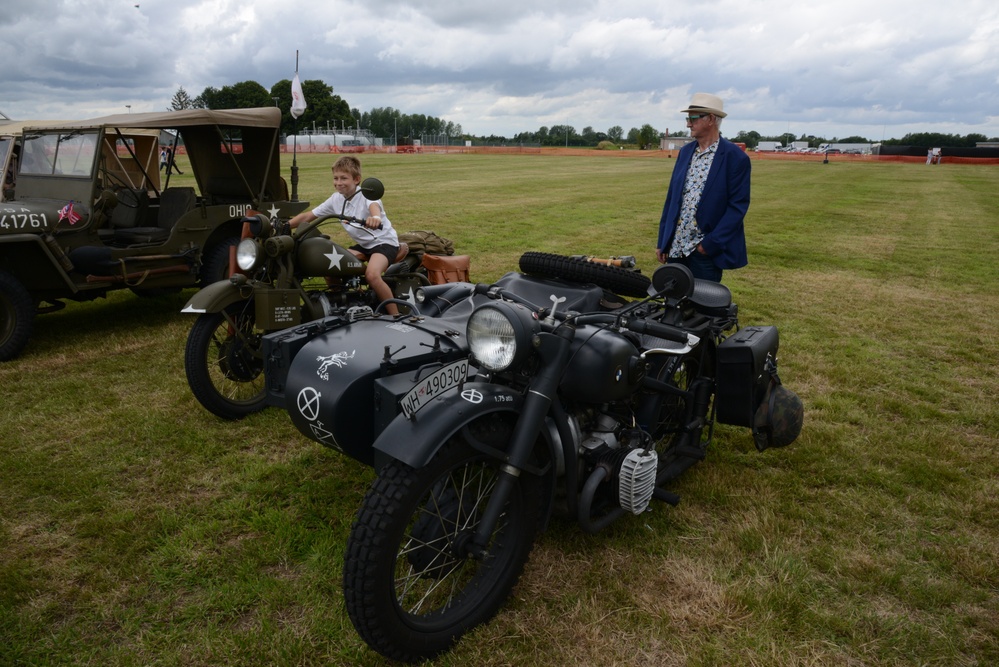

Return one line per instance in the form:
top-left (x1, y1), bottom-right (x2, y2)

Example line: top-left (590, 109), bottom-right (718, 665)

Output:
top-left (269, 79), bottom-right (352, 136)
top-left (638, 124), bottom-right (661, 149)
top-left (169, 87), bottom-right (195, 111)
top-left (194, 81), bottom-right (271, 110)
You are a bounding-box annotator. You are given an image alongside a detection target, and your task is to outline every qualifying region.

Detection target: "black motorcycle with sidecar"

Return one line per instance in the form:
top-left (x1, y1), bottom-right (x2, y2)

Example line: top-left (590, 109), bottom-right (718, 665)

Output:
top-left (261, 253), bottom-right (803, 663)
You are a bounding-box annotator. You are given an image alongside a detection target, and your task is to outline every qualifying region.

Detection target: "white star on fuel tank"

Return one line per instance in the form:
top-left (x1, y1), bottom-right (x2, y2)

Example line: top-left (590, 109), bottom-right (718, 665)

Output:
top-left (268, 205), bottom-right (280, 219)
top-left (324, 247), bottom-right (345, 269)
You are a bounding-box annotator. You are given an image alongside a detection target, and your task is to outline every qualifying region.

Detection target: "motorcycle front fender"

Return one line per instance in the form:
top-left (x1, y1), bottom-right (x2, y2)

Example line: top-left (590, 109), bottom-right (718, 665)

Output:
top-left (373, 382), bottom-right (543, 471)
top-left (181, 278), bottom-right (247, 314)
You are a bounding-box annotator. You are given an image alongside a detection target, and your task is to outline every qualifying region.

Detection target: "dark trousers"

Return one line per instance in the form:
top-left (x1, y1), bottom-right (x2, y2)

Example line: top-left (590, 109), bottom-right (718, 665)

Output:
top-left (671, 252), bottom-right (723, 282)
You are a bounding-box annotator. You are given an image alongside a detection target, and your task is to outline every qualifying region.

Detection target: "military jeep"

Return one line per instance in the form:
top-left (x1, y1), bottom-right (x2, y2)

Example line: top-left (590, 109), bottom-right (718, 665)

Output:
top-left (0, 108), bottom-right (308, 360)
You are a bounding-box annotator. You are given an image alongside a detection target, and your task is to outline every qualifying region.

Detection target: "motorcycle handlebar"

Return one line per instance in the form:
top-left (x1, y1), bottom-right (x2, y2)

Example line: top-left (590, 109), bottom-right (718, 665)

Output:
top-left (297, 214), bottom-right (383, 237)
top-left (475, 283), bottom-right (693, 344)
top-left (624, 318), bottom-right (691, 344)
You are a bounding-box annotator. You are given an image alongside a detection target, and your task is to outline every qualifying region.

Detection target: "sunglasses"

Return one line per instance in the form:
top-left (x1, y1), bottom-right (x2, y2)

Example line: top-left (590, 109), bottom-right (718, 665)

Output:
top-left (686, 114), bottom-right (710, 123)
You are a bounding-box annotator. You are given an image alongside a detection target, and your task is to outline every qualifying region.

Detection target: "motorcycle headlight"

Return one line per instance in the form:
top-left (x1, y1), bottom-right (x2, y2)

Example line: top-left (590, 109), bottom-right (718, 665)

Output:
top-left (467, 301), bottom-right (538, 372)
top-left (236, 238), bottom-right (261, 272)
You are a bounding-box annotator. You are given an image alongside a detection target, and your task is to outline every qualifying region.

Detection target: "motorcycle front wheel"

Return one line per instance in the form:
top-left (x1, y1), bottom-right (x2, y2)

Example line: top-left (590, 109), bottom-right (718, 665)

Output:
top-left (184, 300), bottom-right (266, 420)
top-left (343, 435), bottom-right (542, 663)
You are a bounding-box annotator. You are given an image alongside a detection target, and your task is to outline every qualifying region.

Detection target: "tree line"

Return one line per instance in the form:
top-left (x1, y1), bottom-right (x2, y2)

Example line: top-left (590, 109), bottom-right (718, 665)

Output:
top-left (171, 80), bottom-right (667, 148)
top-left (171, 81), bottom-right (461, 142)
top-left (172, 83), bottom-right (997, 149)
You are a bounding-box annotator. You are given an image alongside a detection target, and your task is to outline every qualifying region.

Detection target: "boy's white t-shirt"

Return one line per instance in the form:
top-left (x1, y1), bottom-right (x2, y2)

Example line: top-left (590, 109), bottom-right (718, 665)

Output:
top-left (311, 191), bottom-right (398, 249)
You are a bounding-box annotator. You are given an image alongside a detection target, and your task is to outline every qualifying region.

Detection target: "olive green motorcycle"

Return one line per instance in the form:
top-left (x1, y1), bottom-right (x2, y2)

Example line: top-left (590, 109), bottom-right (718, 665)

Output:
top-left (181, 178), bottom-right (429, 420)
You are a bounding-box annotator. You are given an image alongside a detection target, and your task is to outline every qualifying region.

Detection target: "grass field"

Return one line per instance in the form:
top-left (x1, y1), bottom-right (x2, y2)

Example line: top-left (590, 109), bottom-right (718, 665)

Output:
top-left (2, 152), bottom-right (998, 666)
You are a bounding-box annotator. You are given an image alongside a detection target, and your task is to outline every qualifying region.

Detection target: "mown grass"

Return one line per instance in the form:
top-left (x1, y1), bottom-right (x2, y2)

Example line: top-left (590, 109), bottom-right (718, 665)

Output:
top-left (2, 152), bottom-right (997, 666)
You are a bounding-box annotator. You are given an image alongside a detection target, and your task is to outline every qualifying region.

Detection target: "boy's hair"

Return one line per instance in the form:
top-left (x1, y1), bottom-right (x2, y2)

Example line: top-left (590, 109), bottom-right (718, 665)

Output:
top-left (332, 155), bottom-right (362, 180)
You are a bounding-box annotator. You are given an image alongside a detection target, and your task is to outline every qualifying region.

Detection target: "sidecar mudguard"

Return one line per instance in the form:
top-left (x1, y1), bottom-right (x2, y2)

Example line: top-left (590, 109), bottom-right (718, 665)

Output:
top-left (373, 381), bottom-right (553, 472)
top-left (181, 277), bottom-right (248, 314)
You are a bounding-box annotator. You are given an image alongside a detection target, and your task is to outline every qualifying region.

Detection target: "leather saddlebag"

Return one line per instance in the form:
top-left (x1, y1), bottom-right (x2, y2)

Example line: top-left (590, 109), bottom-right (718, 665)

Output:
top-left (422, 253), bottom-right (471, 284)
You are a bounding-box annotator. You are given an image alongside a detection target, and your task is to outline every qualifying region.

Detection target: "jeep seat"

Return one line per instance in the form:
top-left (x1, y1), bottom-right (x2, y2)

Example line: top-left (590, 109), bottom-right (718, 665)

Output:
top-left (98, 188), bottom-right (150, 242)
top-left (112, 187), bottom-right (196, 245)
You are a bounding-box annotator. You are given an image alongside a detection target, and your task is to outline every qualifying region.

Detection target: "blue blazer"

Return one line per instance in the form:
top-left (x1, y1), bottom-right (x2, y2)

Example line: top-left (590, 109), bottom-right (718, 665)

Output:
top-left (657, 137), bottom-right (751, 270)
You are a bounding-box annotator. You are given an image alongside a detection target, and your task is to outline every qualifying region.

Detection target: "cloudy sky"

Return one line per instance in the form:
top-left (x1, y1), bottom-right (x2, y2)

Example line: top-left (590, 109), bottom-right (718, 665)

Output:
top-left (2, 0), bottom-right (998, 141)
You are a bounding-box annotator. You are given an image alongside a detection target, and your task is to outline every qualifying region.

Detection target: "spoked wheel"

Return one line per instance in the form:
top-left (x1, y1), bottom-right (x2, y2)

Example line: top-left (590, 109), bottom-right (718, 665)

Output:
top-left (343, 435), bottom-right (542, 663)
top-left (648, 345), bottom-right (716, 478)
top-left (184, 300), bottom-right (266, 419)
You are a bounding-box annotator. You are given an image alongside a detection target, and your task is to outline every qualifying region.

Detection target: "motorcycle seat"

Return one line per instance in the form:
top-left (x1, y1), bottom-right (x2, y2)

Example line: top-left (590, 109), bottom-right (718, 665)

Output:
top-left (385, 243), bottom-right (422, 275)
top-left (689, 279), bottom-right (732, 316)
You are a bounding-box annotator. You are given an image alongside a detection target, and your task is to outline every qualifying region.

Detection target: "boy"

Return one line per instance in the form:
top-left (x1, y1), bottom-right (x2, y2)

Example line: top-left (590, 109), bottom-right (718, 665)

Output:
top-left (288, 156), bottom-right (401, 314)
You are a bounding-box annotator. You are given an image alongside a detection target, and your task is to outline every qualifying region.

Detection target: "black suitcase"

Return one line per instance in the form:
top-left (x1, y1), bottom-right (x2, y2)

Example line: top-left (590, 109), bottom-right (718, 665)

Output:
top-left (715, 325), bottom-right (779, 427)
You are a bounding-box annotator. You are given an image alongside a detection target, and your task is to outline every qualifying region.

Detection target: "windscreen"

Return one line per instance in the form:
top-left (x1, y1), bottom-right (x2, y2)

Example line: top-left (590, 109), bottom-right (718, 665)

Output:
top-left (21, 131), bottom-right (99, 176)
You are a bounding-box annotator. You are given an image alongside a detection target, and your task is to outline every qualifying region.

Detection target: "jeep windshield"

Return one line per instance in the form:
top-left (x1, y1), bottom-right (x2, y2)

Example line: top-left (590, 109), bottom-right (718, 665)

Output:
top-left (21, 130), bottom-right (99, 177)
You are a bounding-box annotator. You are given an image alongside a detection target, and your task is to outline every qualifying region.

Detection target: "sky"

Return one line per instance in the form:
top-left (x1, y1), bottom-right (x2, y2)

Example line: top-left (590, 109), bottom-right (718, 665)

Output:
top-left (2, 0), bottom-right (998, 142)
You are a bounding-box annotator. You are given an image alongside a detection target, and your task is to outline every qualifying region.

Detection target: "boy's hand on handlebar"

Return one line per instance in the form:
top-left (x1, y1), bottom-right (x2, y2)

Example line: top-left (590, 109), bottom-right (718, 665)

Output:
top-left (364, 216), bottom-right (383, 229)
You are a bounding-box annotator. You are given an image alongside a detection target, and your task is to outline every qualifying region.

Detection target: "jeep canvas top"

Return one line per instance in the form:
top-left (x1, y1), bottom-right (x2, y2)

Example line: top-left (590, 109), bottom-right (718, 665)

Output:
top-left (0, 107), bottom-right (309, 361)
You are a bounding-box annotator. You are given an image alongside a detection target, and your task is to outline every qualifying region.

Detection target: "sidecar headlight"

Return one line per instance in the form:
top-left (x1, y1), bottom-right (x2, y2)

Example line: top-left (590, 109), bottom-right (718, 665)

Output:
top-left (467, 301), bottom-right (538, 372)
top-left (236, 238), bottom-right (262, 271)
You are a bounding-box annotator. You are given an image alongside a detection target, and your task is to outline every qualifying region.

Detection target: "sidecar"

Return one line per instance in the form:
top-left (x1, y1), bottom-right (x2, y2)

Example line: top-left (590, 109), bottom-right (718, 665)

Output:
top-left (262, 270), bottom-right (611, 466)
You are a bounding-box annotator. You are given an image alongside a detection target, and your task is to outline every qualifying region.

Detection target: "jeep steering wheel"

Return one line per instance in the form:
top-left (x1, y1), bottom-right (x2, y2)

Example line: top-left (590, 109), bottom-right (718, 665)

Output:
top-left (99, 167), bottom-right (142, 208)
top-left (115, 187), bottom-right (140, 209)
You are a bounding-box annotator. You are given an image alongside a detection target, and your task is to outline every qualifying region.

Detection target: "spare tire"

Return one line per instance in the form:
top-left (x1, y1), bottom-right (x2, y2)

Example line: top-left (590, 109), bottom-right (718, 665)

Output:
top-left (519, 252), bottom-right (651, 298)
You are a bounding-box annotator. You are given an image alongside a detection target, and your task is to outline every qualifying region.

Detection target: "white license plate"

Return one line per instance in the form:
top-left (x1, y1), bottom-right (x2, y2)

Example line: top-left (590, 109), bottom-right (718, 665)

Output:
top-left (400, 359), bottom-right (469, 418)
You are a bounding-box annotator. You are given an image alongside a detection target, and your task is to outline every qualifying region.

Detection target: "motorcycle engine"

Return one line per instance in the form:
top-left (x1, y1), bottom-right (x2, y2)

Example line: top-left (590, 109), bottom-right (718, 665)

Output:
top-left (579, 412), bottom-right (659, 515)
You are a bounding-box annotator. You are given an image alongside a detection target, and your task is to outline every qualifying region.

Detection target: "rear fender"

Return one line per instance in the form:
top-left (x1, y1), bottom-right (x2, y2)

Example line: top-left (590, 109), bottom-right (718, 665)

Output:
top-left (181, 277), bottom-right (248, 314)
top-left (373, 382), bottom-right (555, 473)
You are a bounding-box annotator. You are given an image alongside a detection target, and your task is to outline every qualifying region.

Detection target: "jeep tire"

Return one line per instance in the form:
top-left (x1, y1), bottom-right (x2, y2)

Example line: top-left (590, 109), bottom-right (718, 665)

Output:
top-left (0, 270), bottom-right (35, 361)
top-left (199, 237), bottom-right (240, 287)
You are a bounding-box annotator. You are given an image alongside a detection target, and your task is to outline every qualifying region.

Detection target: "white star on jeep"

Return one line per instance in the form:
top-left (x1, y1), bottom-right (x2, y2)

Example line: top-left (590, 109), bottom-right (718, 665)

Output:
top-left (268, 205), bottom-right (280, 219)
top-left (324, 248), bottom-right (345, 270)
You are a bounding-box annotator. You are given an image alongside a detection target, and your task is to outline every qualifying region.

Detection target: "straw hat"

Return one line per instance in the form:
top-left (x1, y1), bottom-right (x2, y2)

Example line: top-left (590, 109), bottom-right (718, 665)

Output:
top-left (681, 93), bottom-right (727, 118)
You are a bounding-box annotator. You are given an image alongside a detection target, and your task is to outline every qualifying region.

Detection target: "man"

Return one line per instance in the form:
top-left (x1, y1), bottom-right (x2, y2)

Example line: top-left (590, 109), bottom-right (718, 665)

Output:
top-left (656, 92), bottom-right (750, 282)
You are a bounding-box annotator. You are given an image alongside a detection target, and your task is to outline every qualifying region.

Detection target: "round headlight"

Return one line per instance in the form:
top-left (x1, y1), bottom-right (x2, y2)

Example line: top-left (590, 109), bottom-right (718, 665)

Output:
top-left (236, 238), bottom-right (261, 271)
top-left (467, 301), bottom-right (537, 372)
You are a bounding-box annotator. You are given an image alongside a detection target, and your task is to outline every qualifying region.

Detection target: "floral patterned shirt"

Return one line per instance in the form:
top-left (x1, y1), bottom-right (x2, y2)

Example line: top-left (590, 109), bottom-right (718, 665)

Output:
top-left (668, 140), bottom-right (719, 258)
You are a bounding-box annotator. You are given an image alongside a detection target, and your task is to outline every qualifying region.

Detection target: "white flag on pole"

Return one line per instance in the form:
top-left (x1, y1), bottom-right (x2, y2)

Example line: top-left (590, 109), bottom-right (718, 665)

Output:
top-left (291, 73), bottom-right (307, 119)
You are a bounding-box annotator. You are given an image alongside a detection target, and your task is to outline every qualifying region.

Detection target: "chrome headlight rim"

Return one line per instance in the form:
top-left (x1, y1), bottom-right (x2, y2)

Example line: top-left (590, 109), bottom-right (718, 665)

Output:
top-left (235, 238), bottom-right (262, 272)
top-left (467, 301), bottom-right (538, 372)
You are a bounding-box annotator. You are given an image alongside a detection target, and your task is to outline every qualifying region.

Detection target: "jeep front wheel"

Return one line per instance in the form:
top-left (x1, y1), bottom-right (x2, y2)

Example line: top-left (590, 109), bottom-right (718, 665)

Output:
top-left (0, 271), bottom-right (35, 361)
top-left (199, 237), bottom-right (240, 287)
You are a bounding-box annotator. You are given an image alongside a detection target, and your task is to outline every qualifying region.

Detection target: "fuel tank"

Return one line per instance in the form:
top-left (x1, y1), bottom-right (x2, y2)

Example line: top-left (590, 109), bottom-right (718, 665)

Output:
top-left (296, 236), bottom-right (365, 277)
top-left (559, 324), bottom-right (644, 403)
top-left (278, 315), bottom-right (468, 465)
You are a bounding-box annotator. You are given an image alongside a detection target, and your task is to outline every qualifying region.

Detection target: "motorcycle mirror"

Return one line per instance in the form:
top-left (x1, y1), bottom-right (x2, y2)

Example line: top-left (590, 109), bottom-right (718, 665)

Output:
top-left (359, 177), bottom-right (385, 201)
top-left (650, 263), bottom-right (694, 300)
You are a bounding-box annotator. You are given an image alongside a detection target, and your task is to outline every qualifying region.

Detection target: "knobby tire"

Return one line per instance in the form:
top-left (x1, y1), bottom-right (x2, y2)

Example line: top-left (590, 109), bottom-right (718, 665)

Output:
top-left (343, 436), bottom-right (541, 663)
top-left (184, 300), bottom-right (266, 419)
top-left (519, 251), bottom-right (651, 298)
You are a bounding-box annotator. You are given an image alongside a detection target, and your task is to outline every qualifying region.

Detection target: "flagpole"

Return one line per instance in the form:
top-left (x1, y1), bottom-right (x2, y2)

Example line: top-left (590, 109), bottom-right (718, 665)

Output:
top-left (291, 50), bottom-right (300, 202)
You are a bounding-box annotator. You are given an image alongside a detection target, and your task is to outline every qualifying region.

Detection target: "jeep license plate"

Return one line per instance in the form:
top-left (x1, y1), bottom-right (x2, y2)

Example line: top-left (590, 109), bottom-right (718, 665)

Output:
top-left (400, 359), bottom-right (469, 418)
